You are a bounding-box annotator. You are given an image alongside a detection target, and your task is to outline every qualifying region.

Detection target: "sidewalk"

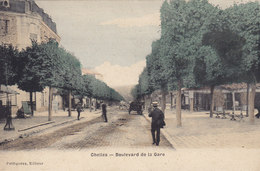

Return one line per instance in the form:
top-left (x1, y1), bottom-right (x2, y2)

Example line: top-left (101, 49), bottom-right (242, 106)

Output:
top-left (0, 109), bottom-right (102, 144)
top-left (144, 108), bottom-right (260, 149)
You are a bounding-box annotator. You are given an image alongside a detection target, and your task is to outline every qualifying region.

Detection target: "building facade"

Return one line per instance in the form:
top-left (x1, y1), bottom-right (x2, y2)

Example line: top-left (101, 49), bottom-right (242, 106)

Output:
top-left (82, 68), bottom-right (104, 81)
top-left (0, 0), bottom-right (61, 116)
top-left (0, 0), bottom-right (60, 48)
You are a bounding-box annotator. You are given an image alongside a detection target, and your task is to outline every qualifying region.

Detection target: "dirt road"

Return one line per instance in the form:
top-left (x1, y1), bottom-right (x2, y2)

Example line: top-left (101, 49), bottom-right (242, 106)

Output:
top-left (0, 108), bottom-right (172, 150)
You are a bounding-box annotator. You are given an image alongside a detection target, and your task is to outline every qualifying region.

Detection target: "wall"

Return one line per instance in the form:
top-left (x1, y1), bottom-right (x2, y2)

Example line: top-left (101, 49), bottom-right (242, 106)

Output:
top-left (0, 12), bottom-right (17, 45)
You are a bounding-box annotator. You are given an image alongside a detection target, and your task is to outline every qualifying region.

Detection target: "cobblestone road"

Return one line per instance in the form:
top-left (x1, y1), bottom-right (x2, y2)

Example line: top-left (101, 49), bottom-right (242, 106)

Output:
top-left (0, 107), bottom-right (173, 150)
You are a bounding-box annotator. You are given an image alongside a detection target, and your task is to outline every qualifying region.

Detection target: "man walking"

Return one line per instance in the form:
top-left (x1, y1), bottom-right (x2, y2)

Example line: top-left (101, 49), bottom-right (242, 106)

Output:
top-left (101, 102), bottom-right (108, 122)
top-left (76, 103), bottom-right (82, 120)
top-left (149, 102), bottom-right (165, 146)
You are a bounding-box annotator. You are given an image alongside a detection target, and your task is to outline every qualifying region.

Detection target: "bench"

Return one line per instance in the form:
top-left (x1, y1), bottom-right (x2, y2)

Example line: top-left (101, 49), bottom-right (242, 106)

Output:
top-left (213, 107), bottom-right (229, 119)
top-left (213, 111), bottom-right (229, 119)
top-left (228, 111), bottom-right (245, 122)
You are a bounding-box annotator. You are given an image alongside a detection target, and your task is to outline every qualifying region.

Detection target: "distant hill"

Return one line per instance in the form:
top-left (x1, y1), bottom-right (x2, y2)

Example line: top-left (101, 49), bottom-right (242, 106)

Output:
top-left (113, 85), bottom-right (135, 102)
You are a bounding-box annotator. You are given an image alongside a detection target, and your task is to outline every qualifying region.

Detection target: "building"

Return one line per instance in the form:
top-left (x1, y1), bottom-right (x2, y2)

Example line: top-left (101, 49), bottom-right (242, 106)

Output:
top-left (0, 0), bottom-right (61, 116)
top-left (143, 82), bottom-right (260, 115)
top-left (171, 83), bottom-right (260, 112)
top-left (0, 0), bottom-right (60, 49)
top-left (82, 68), bottom-right (103, 81)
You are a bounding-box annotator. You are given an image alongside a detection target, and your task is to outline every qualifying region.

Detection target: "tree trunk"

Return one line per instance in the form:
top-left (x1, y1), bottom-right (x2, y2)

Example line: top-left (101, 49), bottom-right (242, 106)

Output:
top-left (249, 82), bottom-right (256, 124)
top-left (146, 94), bottom-right (151, 110)
top-left (68, 90), bottom-right (71, 117)
top-left (246, 83), bottom-right (249, 117)
top-left (95, 98), bottom-right (96, 111)
top-left (150, 94), bottom-right (153, 106)
top-left (170, 92), bottom-right (173, 110)
top-left (176, 80), bottom-right (182, 127)
top-left (161, 90), bottom-right (167, 113)
top-left (144, 95), bottom-right (148, 110)
top-left (48, 86), bottom-right (53, 121)
top-left (189, 91), bottom-right (194, 112)
top-left (209, 85), bottom-right (215, 118)
top-left (79, 97), bottom-right (83, 104)
top-left (190, 98), bottom-right (194, 113)
top-left (30, 91), bottom-right (34, 116)
top-left (232, 91), bottom-right (236, 113)
top-left (89, 97), bottom-right (92, 112)
top-left (62, 95), bottom-right (65, 111)
top-left (34, 92), bottom-right (37, 111)
top-left (142, 95), bottom-right (145, 110)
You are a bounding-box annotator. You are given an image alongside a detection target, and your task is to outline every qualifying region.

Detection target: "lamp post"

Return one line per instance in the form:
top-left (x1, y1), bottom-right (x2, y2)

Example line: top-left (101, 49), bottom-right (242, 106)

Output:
top-left (3, 49), bottom-right (14, 131)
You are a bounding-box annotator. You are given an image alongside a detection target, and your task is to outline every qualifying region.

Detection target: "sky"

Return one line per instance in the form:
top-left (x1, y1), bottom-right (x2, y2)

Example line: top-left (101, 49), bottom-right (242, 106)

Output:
top-left (35, 0), bottom-right (258, 87)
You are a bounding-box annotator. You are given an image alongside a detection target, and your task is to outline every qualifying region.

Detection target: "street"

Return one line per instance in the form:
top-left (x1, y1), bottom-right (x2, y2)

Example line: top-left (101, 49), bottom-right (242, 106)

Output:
top-left (1, 108), bottom-right (260, 171)
top-left (0, 107), bottom-right (172, 150)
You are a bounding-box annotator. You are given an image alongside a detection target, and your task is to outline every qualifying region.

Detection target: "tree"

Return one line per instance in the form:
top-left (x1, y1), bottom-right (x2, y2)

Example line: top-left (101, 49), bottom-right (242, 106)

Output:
top-left (138, 67), bottom-right (151, 96)
top-left (74, 75), bottom-right (93, 103)
top-left (58, 47), bottom-right (82, 117)
top-left (18, 40), bottom-right (82, 120)
top-left (160, 0), bottom-right (219, 126)
top-left (137, 67), bottom-right (153, 107)
top-left (194, 30), bottom-right (245, 117)
top-left (0, 44), bottom-right (19, 109)
top-left (224, 2), bottom-right (260, 123)
top-left (18, 40), bottom-right (64, 120)
top-left (87, 74), bottom-right (123, 103)
top-left (146, 39), bottom-right (168, 113)
top-left (0, 44), bottom-right (19, 86)
top-left (131, 84), bottom-right (141, 101)
top-left (18, 42), bottom-right (45, 115)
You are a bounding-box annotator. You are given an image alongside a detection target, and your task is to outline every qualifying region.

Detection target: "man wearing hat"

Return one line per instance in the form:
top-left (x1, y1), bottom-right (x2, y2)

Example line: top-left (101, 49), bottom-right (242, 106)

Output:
top-left (101, 102), bottom-right (108, 122)
top-left (149, 102), bottom-right (165, 146)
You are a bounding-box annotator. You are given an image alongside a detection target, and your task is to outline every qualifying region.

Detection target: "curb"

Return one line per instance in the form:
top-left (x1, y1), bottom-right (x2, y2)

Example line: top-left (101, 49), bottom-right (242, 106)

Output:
top-left (18, 121), bottom-right (55, 132)
top-left (0, 116), bottom-right (88, 145)
top-left (143, 112), bottom-right (176, 149)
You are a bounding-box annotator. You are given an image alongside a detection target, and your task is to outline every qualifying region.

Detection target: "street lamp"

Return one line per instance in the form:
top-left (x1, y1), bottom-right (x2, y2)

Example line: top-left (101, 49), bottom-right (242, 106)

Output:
top-left (3, 47), bottom-right (14, 131)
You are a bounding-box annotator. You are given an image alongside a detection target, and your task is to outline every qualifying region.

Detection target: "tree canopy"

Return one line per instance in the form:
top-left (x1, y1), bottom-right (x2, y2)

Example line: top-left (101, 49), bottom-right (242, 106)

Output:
top-left (0, 44), bottom-right (19, 86)
top-left (134, 0), bottom-right (260, 126)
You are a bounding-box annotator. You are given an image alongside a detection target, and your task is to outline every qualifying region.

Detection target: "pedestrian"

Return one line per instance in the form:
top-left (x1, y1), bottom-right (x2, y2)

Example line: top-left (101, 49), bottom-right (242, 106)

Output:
top-left (76, 103), bottom-right (82, 120)
top-left (149, 102), bottom-right (165, 146)
top-left (101, 102), bottom-right (108, 122)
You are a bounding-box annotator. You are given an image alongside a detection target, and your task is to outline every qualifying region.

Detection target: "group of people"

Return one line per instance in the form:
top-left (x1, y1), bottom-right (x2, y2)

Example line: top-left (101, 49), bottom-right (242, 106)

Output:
top-left (76, 102), bottom-right (108, 122)
top-left (76, 100), bottom-right (164, 146)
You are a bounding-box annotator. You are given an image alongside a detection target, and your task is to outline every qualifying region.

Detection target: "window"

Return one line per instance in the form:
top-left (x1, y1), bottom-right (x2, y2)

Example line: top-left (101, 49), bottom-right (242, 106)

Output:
top-left (0, 19), bottom-right (9, 35)
top-left (0, 1), bottom-right (10, 8)
top-left (4, 20), bottom-right (8, 34)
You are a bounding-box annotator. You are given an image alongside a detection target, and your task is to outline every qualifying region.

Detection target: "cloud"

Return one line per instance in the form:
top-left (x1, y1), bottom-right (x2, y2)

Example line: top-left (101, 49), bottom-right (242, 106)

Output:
top-left (100, 13), bottom-right (160, 28)
top-left (94, 60), bottom-right (146, 87)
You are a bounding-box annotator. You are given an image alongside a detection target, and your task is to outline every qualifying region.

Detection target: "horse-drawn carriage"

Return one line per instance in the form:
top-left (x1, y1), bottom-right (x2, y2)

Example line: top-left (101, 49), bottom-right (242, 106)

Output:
top-left (128, 101), bottom-right (144, 115)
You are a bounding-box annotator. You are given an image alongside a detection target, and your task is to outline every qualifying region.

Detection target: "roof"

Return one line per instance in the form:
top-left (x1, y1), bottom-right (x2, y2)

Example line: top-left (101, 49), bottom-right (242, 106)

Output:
top-left (219, 83), bottom-right (260, 91)
top-left (176, 83), bottom-right (260, 93)
top-left (82, 68), bottom-right (103, 77)
top-left (0, 0), bottom-right (57, 34)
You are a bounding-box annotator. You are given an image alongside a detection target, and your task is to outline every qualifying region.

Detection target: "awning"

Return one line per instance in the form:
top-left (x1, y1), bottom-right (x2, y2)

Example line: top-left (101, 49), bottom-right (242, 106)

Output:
top-left (0, 85), bottom-right (19, 94)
